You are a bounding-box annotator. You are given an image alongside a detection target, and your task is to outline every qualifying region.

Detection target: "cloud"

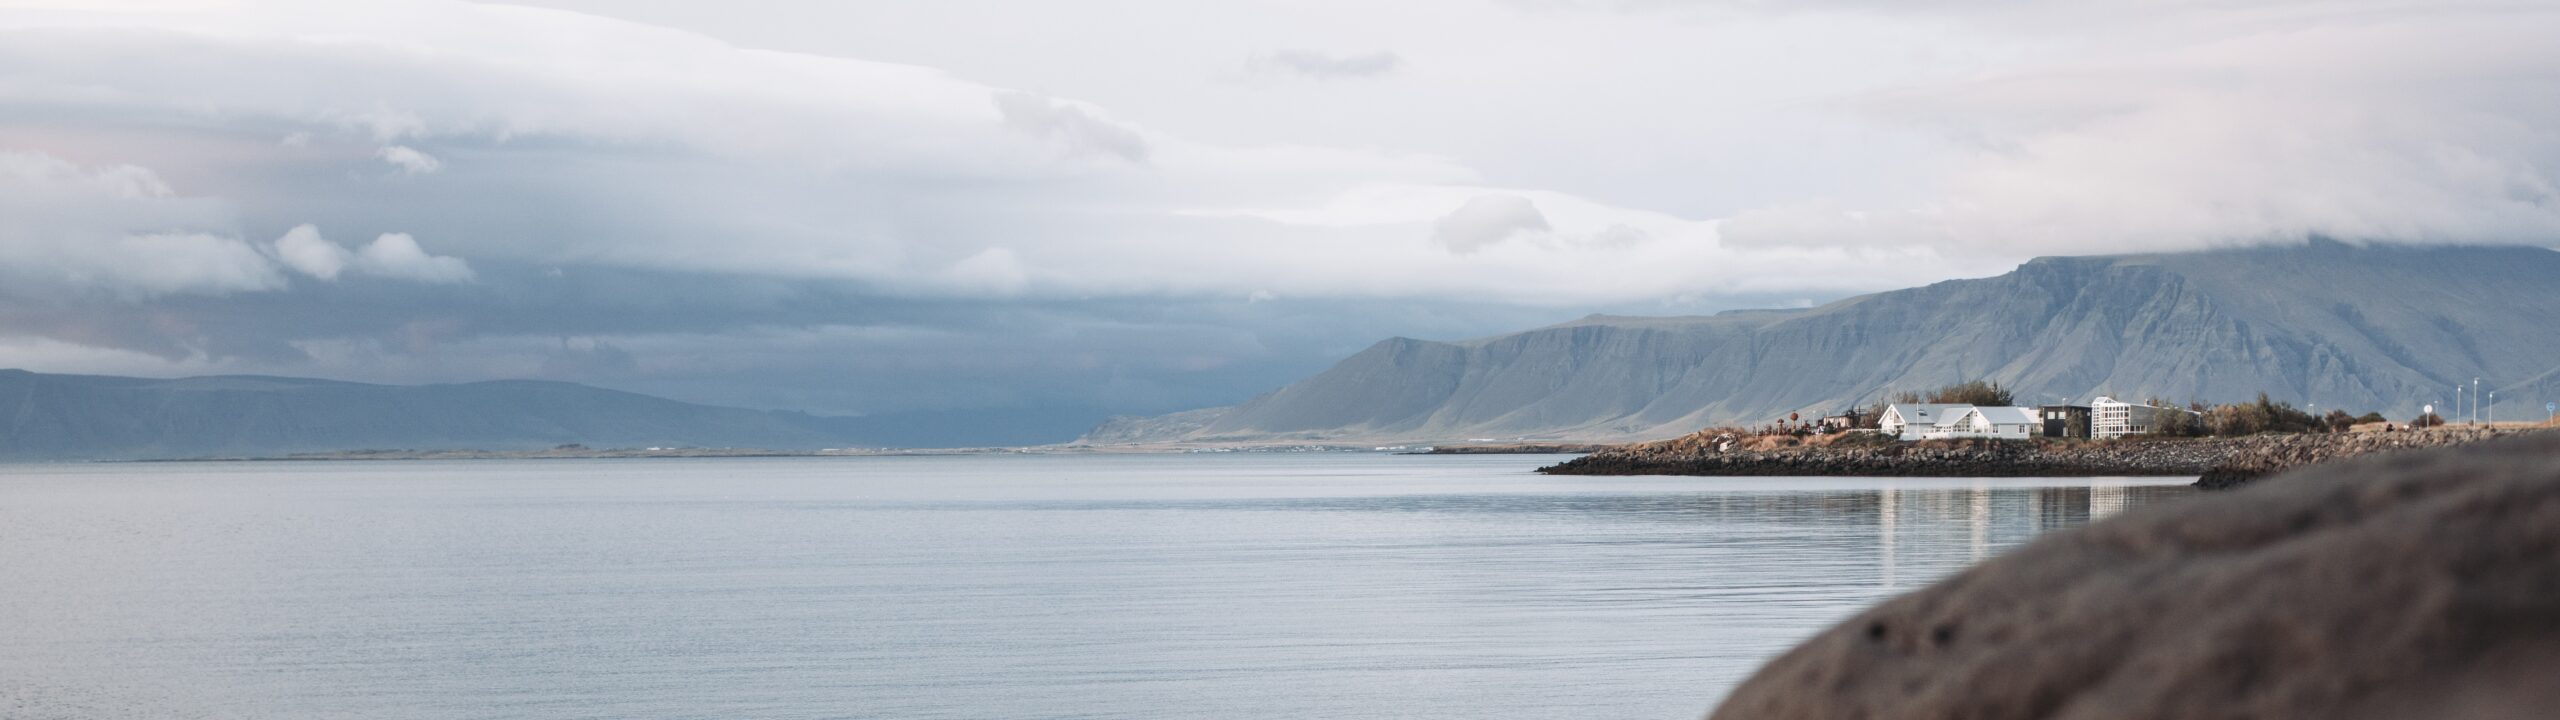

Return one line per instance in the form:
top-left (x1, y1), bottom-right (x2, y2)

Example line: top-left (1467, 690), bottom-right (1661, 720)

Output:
top-left (992, 91), bottom-right (1150, 163)
top-left (944, 247), bottom-right (1030, 294)
top-left (355, 233), bottom-right (475, 283)
top-left (2, 0), bottom-right (2555, 434)
top-left (270, 224), bottom-right (473, 284)
top-left (1719, 4), bottom-right (2560, 255)
top-left (1431, 194), bottom-right (1551, 253)
top-left (376, 145), bottom-right (441, 174)
top-left (272, 223), bottom-right (346, 279)
top-left (0, 151), bottom-right (283, 298)
top-left (1253, 49), bottom-right (1401, 80)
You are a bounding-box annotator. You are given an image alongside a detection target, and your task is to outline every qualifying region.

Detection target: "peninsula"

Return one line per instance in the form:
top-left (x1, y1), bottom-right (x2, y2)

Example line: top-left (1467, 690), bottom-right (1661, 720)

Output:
top-left (1540, 426), bottom-right (2545, 488)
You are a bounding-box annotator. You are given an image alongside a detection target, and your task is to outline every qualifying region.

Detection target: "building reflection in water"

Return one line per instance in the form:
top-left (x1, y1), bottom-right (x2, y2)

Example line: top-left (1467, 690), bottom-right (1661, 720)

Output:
top-left (1855, 479), bottom-right (2190, 592)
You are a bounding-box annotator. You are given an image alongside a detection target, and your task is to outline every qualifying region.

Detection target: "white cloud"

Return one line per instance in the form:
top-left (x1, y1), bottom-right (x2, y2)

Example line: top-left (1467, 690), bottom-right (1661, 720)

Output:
top-left (1252, 49), bottom-right (1401, 80)
top-left (354, 232), bottom-right (474, 283)
top-left (376, 144), bottom-right (441, 174)
top-left (1724, 4), bottom-right (2560, 255)
top-left (76, 232), bottom-right (289, 297)
top-left (268, 224), bottom-right (473, 284)
top-left (1432, 194), bottom-right (1550, 254)
top-left (944, 247), bottom-right (1029, 295)
top-left (272, 223), bottom-right (345, 279)
top-left (0, 151), bottom-right (282, 298)
top-left (991, 91), bottom-right (1150, 163)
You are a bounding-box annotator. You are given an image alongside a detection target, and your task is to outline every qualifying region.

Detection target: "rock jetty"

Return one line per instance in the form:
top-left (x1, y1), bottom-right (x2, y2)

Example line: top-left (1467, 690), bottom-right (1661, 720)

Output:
top-left (2189, 427), bottom-right (2523, 488)
top-left (1707, 431), bottom-right (2560, 720)
top-left (1538, 428), bottom-right (2535, 487)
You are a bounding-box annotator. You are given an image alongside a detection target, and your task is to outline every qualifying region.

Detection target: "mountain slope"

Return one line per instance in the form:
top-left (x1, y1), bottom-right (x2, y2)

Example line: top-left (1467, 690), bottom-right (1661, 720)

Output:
top-left (1097, 242), bottom-right (2560, 444)
top-left (0, 371), bottom-right (893, 460)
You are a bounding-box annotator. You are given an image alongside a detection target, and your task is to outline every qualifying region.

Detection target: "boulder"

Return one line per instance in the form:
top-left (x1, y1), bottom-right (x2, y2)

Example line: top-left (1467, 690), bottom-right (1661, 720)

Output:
top-left (1710, 432), bottom-right (2560, 720)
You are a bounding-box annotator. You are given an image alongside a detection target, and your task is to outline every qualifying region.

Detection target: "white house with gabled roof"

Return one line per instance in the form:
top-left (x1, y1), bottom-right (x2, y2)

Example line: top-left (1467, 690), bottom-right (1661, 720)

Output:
top-left (1928, 406), bottom-right (2040, 439)
top-left (1879, 404), bottom-right (1970, 440)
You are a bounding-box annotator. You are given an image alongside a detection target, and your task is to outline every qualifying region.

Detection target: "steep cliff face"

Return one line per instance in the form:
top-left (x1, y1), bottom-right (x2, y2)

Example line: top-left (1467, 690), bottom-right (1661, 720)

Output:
top-left (1112, 242), bottom-right (2560, 444)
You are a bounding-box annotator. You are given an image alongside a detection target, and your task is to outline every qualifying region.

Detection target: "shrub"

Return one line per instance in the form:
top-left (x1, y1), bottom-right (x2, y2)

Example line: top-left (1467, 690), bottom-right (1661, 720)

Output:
top-left (1894, 380), bottom-right (2016, 406)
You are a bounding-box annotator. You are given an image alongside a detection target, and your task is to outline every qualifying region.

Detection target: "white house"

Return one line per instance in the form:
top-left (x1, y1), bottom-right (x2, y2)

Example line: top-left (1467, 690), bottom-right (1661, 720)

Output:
top-left (1928, 406), bottom-right (2041, 439)
top-left (1879, 404), bottom-right (1971, 440)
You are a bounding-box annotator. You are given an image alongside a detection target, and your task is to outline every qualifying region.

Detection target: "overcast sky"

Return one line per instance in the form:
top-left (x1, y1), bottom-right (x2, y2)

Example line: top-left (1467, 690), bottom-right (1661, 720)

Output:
top-left (3, 0), bottom-right (2556, 438)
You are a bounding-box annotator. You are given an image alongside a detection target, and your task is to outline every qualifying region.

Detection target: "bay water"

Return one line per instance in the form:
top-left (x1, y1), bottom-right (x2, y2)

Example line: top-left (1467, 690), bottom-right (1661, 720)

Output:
top-left (0, 454), bottom-right (2193, 719)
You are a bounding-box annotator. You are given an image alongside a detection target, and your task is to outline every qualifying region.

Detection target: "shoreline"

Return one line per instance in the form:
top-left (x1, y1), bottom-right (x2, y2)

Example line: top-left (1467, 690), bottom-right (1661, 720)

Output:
top-left (1540, 428), bottom-right (2542, 487)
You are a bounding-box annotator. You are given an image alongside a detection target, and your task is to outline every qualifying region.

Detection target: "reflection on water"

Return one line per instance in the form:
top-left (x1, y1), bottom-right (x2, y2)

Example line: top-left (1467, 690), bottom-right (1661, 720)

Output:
top-left (0, 455), bottom-right (2193, 720)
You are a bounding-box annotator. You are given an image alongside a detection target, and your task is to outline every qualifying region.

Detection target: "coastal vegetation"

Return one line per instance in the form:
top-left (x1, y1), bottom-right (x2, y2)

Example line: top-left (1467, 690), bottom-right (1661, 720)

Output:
top-left (1891, 380), bottom-right (2015, 407)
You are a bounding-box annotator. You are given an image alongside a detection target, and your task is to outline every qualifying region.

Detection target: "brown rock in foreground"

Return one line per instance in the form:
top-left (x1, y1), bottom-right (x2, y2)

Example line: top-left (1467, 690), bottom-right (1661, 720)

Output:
top-left (1710, 432), bottom-right (2560, 720)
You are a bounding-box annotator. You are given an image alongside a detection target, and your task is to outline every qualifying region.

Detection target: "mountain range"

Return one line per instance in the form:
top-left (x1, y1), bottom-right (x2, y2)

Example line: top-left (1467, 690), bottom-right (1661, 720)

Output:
top-left (0, 370), bottom-right (1093, 460)
top-left (1083, 241), bottom-right (2560, 444)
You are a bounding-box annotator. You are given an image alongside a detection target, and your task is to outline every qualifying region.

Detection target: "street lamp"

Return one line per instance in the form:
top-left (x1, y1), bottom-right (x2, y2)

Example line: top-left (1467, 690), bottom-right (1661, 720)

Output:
top-left (2473, 378), bottom-right (2481, 424)
top-left (2487, 390), bottom-right (2495, 426)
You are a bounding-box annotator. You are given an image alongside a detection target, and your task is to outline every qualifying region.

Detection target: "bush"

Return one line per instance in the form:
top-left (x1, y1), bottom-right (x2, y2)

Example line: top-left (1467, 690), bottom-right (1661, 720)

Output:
top-left (2199, 393), bottom-right (2322, 436)
top-left (1895, 380), bottom-right (2016, 407)
top-left (2357, 412), bottom-right (2387, 424)
top-left (2411, 412), bottom-right (2445, 428)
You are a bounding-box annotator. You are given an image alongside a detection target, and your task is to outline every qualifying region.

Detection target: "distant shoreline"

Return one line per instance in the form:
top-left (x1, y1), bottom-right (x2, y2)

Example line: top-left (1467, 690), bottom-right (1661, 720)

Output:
top-left (1420, 443), bottom-right (1612, 455)
top-left (104, 443), bottom-right (1443, 462)
top-left (113, 447), bottom-right (1010, 462)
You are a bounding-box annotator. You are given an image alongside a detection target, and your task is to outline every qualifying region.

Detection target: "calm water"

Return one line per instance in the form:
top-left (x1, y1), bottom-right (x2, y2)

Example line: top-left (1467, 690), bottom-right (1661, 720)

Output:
top-left (0, 454), bottom-right (2194, 719)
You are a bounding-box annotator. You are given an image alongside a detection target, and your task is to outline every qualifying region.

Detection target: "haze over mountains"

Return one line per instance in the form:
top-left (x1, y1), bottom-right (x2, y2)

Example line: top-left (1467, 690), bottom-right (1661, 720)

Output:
top-left (0, 371), bottom-right (1095, 460)
top-left (1087, 242), bottom-right (2560, 444)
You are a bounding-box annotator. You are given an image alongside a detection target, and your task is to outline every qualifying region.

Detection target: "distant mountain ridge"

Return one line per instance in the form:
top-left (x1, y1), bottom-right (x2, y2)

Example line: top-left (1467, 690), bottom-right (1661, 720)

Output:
top-left (1084, 241), bottom-right (2560, 444)
top-left (0, 370), bottom-right (1084, 460)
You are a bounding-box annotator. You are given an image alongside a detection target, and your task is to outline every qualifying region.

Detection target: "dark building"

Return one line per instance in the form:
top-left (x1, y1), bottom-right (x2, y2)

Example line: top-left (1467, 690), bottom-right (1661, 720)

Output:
top-left (2039, 405), bottom-right (2093, 439)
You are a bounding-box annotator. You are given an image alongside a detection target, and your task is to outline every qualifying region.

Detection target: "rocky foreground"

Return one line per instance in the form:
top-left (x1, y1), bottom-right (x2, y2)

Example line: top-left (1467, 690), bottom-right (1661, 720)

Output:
top-left (1707, 431), bottom-right (2560, 719)
top-left (1539, 427), bottom-right (2537, 487)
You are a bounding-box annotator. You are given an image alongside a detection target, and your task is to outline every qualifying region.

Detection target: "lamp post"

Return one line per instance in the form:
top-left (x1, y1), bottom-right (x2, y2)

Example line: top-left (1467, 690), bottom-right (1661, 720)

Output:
top-left (2473, 378), bottom-right (2481, 424)
top-left (2487, 391), bottom-right (2494, 426)
top-left (2454, 387), bottom-right (2464, 426)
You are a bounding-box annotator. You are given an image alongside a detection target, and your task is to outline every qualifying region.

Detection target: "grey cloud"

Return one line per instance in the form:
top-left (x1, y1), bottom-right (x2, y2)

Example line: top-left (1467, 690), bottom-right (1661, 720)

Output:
top-left (992, 91), bottom-right (1150, 163)
top-left (1432, 195), bottom-right (1551, 254)
top-left (1255, 49), bottom-right (1401, 80)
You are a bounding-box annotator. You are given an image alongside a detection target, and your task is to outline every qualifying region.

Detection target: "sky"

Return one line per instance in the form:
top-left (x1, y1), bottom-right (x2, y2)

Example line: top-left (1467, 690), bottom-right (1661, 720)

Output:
top-left (3, 0), bottom-right (2557, 440)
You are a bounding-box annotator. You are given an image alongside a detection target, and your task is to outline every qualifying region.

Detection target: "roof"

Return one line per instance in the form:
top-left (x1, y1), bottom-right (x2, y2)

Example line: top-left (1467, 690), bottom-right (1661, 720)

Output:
top-left (1885, 404), bottom-right (1973, 426)
top-left (1965, 406), bottom-right (2041, 426)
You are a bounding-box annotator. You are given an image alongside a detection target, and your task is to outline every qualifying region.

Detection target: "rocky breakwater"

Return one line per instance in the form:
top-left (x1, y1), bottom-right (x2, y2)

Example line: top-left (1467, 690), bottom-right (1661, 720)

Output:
top-left (2192, 427), bottom-right (2520, 489)
top-left (1706, 431), bottom-right (2560, 720)
top-left (1540, 433), bottom-right (2225, 478)
top-left (1539, 427), bottom-right (2546, 484)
